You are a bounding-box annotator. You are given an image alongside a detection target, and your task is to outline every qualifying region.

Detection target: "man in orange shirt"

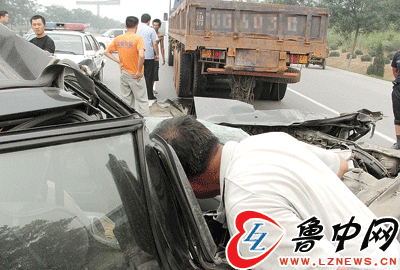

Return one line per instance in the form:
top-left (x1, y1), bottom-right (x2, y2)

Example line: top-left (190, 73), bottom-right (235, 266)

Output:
top-left (104, 16), bottom-right (150, 116)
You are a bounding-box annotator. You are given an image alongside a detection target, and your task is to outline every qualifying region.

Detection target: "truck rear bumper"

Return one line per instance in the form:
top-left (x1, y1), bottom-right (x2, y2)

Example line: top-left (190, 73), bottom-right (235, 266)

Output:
top-left (206, 67), bottom-right (300, 82)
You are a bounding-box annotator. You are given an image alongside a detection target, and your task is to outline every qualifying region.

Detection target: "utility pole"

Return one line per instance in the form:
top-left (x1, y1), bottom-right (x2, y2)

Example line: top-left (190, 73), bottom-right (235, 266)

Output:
top-left (76, 0), bottom-right (120, 17)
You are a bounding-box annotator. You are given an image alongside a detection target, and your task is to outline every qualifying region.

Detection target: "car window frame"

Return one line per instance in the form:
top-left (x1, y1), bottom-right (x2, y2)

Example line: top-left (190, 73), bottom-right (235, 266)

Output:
top-left (83, 35), bottom-right (92, 51)
top-left (86, 34), bottom-right (99, 52)
top-left (0, 116), bottom-right (166, 268)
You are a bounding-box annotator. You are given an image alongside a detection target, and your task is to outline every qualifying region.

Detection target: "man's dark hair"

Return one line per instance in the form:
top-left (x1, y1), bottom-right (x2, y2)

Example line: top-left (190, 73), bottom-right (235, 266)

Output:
top-left (126, 16), bottom-right (139, 29)
top-left (151, 115), bottom-right (220, 178)
top-left (141, 13), bottom-right (151, 23)
top-left (0, 11), bottom-right (8, 17)
top-left (30, 15), bottom-right (45, 25)
top-left (153, 19), bottom-right (162, 26)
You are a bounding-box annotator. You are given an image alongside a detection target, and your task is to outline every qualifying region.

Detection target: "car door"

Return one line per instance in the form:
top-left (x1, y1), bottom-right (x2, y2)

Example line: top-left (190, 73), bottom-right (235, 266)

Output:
top-left (83, 35), bottom-right (97, 74)
top-left (0, 116), bottom-right (165, 269)
top-left (86, 34), bottom-right (104, 73)
top-left (114, 29), bottom-right (124, 38)
top-left (146, 135), bottom-right (233, 269)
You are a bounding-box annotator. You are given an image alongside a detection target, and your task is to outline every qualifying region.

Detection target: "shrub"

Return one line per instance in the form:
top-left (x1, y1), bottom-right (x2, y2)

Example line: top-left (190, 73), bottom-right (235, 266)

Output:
top-left (355, 49), bottom-right (363, 55)
top-left (383, 40), bottom-right (400, 52)
top-left (330, 44), bottom-right (338, 50)
top-left (342, 48), bottom-right (347, 53)
top-left (384, 57), bottom-right (391, 65)
top-left (361, 55), bottom-right (372, 62)
top-left (368, 51), bottom-right (376, 57)
top-left (329, 51), bottom-right (340, 57)
top-left (366, 43), bottom-right (385, 77)
top-left (347, 53), bottom-right (357, 59)
top-left (387, 52), bottom-right (395, 60)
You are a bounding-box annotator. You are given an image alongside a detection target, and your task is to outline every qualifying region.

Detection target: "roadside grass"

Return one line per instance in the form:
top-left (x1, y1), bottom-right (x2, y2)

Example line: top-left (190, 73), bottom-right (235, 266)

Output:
top-left (326, 48), bottom-right (394, 82)
top-left (326, 28), bottom-right (398, 81)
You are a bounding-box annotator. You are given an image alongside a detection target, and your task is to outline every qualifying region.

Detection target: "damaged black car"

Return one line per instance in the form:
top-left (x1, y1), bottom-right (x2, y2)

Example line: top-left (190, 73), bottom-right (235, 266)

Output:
top-left (0, 23), bottom-right (399, 270)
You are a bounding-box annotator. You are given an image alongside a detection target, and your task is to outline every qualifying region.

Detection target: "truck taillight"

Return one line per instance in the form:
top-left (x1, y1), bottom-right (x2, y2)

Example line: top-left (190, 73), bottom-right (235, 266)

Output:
top-left (201, 49), bottom-right (226, 60)
top-left (287, 54), bottom-right (308, 64)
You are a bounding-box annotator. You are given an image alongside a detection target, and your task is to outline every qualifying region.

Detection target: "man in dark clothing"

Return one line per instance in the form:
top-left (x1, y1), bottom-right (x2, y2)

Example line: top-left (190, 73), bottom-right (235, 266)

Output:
top-left (29, 15), bottom-right (55, 54)
top-left (391, 50), bottom-right (400, 149)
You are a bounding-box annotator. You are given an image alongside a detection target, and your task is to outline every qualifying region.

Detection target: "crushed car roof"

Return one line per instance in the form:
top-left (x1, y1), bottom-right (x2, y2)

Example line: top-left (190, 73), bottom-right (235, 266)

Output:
top-left (0, 24), bottom-right (54, 81)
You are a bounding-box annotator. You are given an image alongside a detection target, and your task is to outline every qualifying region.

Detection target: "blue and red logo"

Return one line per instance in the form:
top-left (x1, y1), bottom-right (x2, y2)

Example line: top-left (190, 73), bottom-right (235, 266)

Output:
top-left (226, 210), bottom-right (285, 269)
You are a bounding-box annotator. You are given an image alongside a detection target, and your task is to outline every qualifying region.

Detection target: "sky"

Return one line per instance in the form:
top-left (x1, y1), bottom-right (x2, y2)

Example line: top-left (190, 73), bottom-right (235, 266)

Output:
top-left (35, 0), bottom-right (171, 23)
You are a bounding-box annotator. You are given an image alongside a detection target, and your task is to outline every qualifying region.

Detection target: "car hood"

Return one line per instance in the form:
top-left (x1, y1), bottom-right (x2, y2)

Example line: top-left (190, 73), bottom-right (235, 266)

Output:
top-left (0, 24), bottom-right (55, 80)
top-left (54, 54), bottom-right (86, 65)
top-left (95, 36), bottom-right (108, 42)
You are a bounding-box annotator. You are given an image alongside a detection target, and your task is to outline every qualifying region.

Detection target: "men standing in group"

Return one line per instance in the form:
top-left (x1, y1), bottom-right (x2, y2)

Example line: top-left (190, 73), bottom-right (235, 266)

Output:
top-left (0, 11), bottom-right (9, 25)
top-left (137, 13), bottom-right (159, 100)
top-left (29, 15), bottom-right (55, 54)
top-left (103, 16), bottom-right (150, 117)
top-left (152, 18), bottom-right (165, 93)
top-left (391, 50), bottom-right (400, 149)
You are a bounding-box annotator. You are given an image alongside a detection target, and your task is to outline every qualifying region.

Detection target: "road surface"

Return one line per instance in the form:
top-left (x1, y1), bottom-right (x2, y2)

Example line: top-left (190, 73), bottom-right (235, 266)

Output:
top-left (102, 56), bottom-right (395, 148)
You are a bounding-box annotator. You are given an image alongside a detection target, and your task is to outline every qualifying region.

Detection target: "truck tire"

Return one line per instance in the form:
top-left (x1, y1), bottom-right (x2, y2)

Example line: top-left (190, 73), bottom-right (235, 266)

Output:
top-left (266, 67), bottom-right (300, 84)
top-left (192, 52), bottom-right (206, 96)
top-left (322, 59), bottom-right (326, 70)
top-left (305, 61), bottom-right (309, 68)
top-left (168, 43), bottom-right (174, 66)
top-left (175, 47), bottom-right (193, 97)
top-left (268, 83), bottom-right (287, 101)
top-left (253, 81), bottom-right (272, 100)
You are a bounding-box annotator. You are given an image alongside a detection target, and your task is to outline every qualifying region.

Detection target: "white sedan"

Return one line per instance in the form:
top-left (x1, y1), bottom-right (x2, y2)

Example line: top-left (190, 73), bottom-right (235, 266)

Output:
top-left (27, 29), bottom-right (105, 81)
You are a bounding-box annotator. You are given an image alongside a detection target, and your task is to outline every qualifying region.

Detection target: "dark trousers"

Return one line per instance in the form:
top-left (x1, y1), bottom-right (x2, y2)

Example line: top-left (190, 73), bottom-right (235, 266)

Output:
top-left (392, 83), bottom-right (400, 125)
top-left (144, 59), bottom-right (156, 99)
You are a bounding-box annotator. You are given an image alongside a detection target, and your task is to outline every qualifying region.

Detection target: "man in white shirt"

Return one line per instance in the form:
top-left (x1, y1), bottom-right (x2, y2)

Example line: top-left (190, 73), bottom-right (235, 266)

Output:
top-left (152, 115), bottom-right (400, 270)
top-left (137, 13), bottom-right (159, 100)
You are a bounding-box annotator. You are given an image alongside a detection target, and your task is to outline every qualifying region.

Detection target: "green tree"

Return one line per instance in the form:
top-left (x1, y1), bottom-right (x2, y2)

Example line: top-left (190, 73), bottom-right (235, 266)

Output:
top-left (45, 5), bottom-right (74, 23)
top-left (322, 0), bottom-right (385, 70)
top-left (381, 0), bottom-right (400, 27)
top-left (0, 0), bottom-right (40, 27)
top-left (366, 42), bottom-right (385, 77)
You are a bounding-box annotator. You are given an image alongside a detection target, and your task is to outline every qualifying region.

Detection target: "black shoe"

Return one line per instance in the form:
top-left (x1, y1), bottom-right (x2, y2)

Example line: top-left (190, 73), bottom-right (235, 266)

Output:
top-left (391, 143), bottom-right (400, 150)
top-left (148, 97), bottom-right (157, 100)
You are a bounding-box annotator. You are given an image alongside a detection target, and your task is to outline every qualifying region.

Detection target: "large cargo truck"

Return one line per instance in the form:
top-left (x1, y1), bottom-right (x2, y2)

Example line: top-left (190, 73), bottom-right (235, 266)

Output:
top-left (168, 0), bottom-right (329, 101)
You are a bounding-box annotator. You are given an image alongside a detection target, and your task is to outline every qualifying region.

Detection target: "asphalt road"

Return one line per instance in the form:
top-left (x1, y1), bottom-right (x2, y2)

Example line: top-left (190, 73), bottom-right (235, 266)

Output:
top-left (102, 55), bottom-right (395, 148)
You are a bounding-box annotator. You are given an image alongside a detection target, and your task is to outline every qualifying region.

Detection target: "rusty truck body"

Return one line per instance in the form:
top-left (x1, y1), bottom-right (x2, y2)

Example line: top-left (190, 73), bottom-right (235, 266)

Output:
top-left (168, 0), bottom-right (329, 101)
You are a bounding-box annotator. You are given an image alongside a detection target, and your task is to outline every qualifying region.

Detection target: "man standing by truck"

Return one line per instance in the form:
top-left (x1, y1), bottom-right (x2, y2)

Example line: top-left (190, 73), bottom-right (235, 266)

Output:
top-left (391, 50), bottom-right (400, 149)
top-left (103, 16), bottom-right (150, 117)
top-left (137, 13), bottom-right (159, 100)
top-left (152, 18), bottom-right (165, 94)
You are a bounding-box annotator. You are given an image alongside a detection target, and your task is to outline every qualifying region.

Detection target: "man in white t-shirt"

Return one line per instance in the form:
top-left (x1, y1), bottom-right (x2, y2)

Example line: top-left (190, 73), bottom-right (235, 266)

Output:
top-left (152, 115), bottom-right (400, 270)
top-left (137, 13), bottom-right (159, 100)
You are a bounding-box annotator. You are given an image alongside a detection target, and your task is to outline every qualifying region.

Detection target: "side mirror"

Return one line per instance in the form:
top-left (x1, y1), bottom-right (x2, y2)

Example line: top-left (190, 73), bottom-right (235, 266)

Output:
top-left (164, 13), bottom-right (168, 21)
top-left (110, 35), bottom-right (115, 38)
